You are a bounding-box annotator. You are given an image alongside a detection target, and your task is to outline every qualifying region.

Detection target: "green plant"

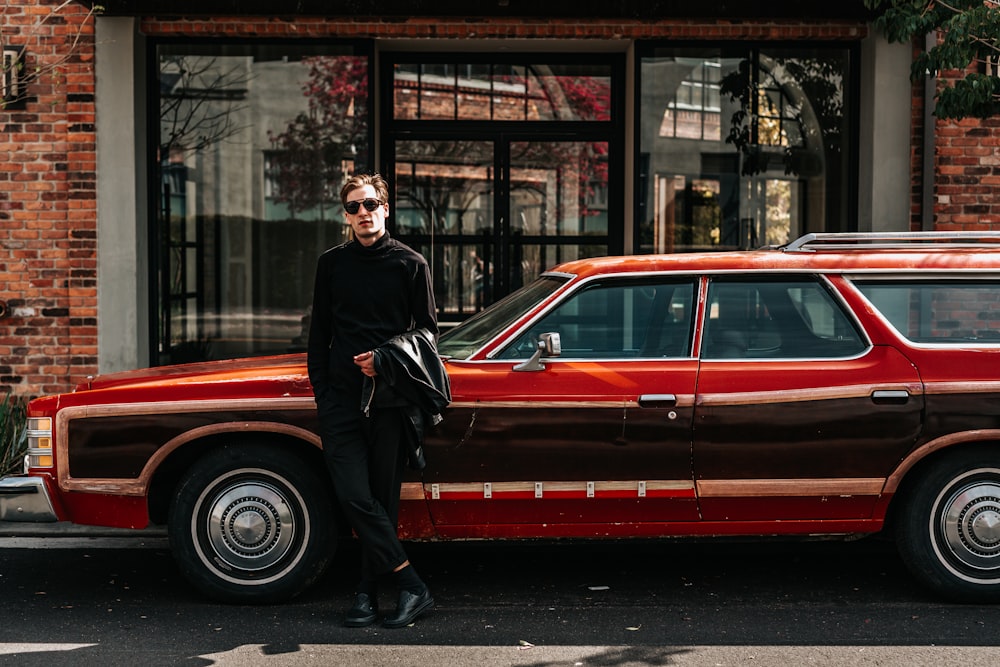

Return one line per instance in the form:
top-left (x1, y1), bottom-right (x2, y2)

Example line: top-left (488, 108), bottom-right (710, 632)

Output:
top-left (1, 393), bottom-right (28, 476)
top-left (865, 0), bottom-right (1000, 120)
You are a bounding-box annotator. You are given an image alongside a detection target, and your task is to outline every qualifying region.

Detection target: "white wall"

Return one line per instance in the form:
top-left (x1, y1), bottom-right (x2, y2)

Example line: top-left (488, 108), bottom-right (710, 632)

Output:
top-left (96, 17), bottom-right (149, 372)
top-left (858, 32), bottom-right (913, 232)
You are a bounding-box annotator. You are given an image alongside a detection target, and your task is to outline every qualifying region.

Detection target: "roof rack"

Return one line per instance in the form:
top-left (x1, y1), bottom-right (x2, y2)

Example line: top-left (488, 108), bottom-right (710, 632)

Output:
top-left (782, 232), bottom-right (1000, 252)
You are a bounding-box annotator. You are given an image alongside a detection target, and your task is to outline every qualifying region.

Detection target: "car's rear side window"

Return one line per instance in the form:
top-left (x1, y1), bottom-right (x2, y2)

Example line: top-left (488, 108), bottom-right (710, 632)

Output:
top-left (702, 276), bottom-right (866, 359)
top-left (854, 279), bottom-right (1000, 344)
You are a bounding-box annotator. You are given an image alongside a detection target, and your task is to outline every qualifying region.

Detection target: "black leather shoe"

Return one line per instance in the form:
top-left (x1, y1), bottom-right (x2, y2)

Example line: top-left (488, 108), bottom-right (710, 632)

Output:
top-left (344, 592), bottom-right (378, 628)
top-left (382, 588), bottom-right (434, 628)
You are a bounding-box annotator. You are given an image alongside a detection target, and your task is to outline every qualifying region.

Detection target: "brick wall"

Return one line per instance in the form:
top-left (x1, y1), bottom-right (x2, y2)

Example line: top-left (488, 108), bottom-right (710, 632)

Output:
top-left (139, 16), bottom-right (866, 40)
top-left (909, 41), bottom-right (1000, 231)
top-left (933, 110), bottom-right (1000, 230)
top-left (0, 0), bottom-right (98, 397)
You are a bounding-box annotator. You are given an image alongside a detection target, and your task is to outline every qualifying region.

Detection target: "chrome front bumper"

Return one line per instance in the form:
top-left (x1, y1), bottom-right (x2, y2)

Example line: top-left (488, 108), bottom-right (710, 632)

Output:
top-left (0, 476), bottom-right (59, 522)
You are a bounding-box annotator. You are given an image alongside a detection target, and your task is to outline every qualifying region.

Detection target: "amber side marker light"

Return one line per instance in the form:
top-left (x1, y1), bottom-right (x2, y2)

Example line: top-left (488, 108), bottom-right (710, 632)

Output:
top-left (25, 417), bottom-right (53, 471)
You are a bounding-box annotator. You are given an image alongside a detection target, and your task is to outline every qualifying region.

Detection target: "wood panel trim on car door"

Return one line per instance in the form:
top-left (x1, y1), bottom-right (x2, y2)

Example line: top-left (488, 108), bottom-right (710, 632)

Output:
top-left (55, 398), bottom-right (320, 495)
top-left (696, 478), bottom-right (885, 497)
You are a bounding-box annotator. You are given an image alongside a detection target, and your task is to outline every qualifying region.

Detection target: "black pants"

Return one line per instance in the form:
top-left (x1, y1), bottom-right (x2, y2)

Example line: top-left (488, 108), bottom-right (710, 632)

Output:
top-left (318, 397), bottom-right (409, 580)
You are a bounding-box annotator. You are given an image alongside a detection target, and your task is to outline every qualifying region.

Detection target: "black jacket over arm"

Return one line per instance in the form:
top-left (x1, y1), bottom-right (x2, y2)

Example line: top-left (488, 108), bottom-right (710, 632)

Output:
top-left (364, 328), bottom-right (452, 470)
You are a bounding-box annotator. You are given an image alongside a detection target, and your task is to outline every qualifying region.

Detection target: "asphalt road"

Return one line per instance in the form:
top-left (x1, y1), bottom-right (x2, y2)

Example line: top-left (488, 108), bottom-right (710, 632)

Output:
top-left (1, 534), bottom-right (998, 666)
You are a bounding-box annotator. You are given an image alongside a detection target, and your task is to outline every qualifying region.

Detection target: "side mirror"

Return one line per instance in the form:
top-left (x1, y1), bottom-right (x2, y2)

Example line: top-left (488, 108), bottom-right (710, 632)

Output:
top-left (512, 332), bottom-right (561, 372)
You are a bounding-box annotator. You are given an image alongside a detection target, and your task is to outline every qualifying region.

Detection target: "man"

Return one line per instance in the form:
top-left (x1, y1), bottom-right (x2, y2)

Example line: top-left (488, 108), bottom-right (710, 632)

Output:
top-left (307, 173), bottom-right (436, 629)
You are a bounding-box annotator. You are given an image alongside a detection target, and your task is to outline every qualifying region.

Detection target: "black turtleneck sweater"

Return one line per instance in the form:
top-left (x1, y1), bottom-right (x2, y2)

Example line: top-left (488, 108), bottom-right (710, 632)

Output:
top-left (307, 232), bottom-right (437, 403)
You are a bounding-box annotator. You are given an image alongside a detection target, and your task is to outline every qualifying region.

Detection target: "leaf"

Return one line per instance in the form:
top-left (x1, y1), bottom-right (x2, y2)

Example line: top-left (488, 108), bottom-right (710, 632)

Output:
top-left (869, 0), bottom-right (1000, 119)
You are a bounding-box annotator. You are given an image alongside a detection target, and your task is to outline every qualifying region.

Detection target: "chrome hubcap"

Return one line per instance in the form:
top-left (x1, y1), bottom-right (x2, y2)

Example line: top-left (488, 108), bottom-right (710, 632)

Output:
top-left (205, 481), bottom-right (295, 571)
top-left (942, 482), bottom-right (1000, 571)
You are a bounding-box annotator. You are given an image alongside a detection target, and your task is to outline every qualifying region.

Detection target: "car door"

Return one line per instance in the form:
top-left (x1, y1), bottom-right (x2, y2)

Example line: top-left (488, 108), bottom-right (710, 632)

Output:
top-left (422, 276), bottom-right (701, 536)
top-left (692, 275), bottom-right (924, 522)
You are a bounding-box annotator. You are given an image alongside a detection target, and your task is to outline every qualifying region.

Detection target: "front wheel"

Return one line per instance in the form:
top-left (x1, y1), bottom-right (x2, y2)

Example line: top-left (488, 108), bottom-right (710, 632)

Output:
top-left (896, 451), bottom-right (1000, 602)
top-left (168, 443), bottom-right (334, 603)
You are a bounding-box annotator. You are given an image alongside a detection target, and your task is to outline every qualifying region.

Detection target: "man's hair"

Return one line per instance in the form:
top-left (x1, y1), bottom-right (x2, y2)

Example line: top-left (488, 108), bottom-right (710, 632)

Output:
top-left (340, 173), bottom-right (389, 206)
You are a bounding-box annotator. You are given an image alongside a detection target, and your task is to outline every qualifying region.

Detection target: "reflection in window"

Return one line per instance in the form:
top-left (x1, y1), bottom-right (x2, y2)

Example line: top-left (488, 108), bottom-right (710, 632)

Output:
top-left (510, 141), bottom-right (609, 237)
top-left (659, 59), bottom-right (721, 140)
top-left (394, 140), bottom-right (495, 320)
top-left (155, 44), bottom-right (370, 365)
top-left (394, 140), bottom-right (494, 236)
top-left (388, 55), bottom-right (618, 328)
top-left (499, 279), bottom-right (696, 360)
top-left (437, 276), bottom-right (568, 360)
top-left (509, 141), bottom-right (610, 292)
top-left (639, 46), bottom-right (854, 254)
top-left (854, 281), bottom-right (1000, 344)
top-left (394, 62), bottom-right (612, 121)
top-left (653, 175), bottom-right (722, 250)
top-left (263, 151), bottom-right (351, 222)
top-left (702, 278), bottom-right (865, 359)
top-left (393, 138), bottom-right (610, 322)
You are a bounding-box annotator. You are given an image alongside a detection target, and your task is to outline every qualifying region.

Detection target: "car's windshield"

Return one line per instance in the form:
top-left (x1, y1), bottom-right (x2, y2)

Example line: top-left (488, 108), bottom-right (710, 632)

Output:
top-left (437, 276), bottom-right (569, 359)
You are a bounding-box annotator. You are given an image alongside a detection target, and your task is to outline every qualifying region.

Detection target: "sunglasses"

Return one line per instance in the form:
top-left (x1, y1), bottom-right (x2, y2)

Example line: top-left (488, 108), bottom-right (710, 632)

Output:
top-left (344, 198), bottom-right (384, 215)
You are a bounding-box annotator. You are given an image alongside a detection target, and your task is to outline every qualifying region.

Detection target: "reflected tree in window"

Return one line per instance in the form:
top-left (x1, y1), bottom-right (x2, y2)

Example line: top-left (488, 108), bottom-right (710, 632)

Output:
top-left (160, 56), bottom-right (252, 157)
top-left (267, 56), bottom-right (369, 217)
top-left (156, 48), bottom-right (371, 365)
top-left (387, 59), bottom-right (615, 318)
top-left (158, 55), bottom-right (253, 362)
top-left (720, 54), bottom-right (844, 179)
top-left (536, 69), bottom-right (612, 122)
top-left (510, 140), bottom-right (609, 227)
top-left (395, 140), bottom-right (495, 236)
top-left (640, 48), bottom-right (851, 254)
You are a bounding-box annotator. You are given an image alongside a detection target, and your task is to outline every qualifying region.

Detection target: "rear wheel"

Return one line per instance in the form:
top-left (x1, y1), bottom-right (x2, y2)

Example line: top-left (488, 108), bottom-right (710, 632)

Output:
top-left (896, 451), bottom-right (1000, 602)
top-left (168, 443), bottom-right (334, 603)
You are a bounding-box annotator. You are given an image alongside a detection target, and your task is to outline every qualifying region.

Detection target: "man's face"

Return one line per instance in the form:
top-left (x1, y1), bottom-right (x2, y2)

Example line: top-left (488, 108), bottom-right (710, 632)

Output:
top-left (344, 184), bottom-right (389, 246)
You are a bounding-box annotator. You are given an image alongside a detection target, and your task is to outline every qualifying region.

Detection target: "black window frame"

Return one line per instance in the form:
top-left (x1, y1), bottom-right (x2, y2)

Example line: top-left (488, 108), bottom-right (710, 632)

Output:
top-left (380, 51), bottom-right (626, 320)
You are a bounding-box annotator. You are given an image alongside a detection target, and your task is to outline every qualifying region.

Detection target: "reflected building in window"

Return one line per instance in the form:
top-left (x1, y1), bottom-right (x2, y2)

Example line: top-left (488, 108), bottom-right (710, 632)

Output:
top-left (155, 45), bottom-right (371, 364)
top-left (639, 47), bottom-right (854, 254)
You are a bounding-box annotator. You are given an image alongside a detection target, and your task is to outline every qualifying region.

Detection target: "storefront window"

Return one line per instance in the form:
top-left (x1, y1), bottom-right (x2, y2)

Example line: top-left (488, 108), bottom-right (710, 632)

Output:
top-left (638, 45), bottom-right (855, 253)
top-left (154, 42), bottom-right (371, 364)
top-left (393, 62), bottom-right (612, 122)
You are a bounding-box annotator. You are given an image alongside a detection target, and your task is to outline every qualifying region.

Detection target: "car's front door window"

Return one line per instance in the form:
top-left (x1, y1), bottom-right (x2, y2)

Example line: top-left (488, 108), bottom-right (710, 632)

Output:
top-left (498, 278), bottom-right (696, 360)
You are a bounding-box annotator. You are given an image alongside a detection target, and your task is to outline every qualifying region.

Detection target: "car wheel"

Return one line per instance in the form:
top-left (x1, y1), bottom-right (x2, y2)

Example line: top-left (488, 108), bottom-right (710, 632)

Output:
top-left (168, 443), bottom-right (334, 604)
top-left (896, 451), bottom-right (1000, 602)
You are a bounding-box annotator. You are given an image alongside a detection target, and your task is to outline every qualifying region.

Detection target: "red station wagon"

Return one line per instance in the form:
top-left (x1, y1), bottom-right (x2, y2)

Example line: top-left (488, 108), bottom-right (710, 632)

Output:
top-left (4, 232), bottom-right (1000, 603)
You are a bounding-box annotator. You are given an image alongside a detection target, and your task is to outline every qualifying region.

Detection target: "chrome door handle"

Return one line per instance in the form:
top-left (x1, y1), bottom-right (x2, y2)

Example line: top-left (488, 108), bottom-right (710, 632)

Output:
top-left (871, 389), bottom-right (910, 404)
top-left (638, 394), bottom-right (677, 408)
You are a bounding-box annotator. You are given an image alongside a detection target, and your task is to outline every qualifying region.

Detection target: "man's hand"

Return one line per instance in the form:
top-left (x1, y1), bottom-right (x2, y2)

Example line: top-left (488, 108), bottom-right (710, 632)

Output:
top-left (353, 350), bottom-right (377, 377)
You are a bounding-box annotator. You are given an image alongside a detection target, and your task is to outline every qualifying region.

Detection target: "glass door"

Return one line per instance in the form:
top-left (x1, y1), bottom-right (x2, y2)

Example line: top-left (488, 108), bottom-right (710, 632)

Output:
top-left (393, 139), bottom-right (496, 322)
top-left (392, 136), bottom-right (612, 326)
top-left (384, 53), bottom-right (623, 325)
